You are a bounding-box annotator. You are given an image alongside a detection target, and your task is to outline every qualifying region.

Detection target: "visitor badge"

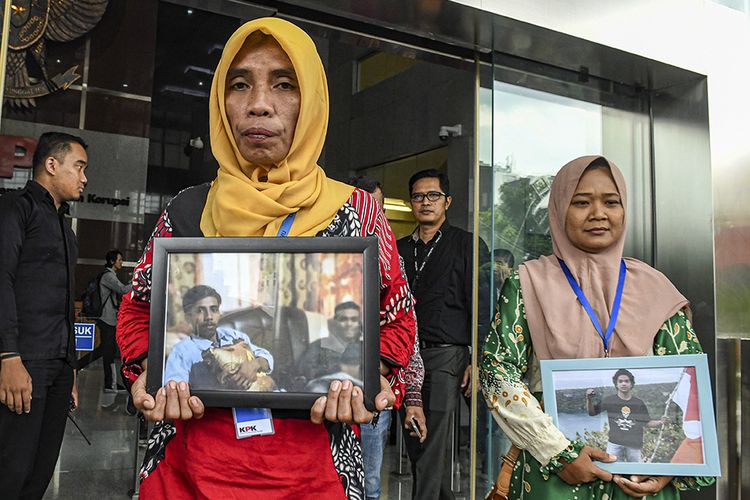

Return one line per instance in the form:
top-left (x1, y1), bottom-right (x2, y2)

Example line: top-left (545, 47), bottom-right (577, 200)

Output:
top-left (232, 407), bottom-right (274, 439)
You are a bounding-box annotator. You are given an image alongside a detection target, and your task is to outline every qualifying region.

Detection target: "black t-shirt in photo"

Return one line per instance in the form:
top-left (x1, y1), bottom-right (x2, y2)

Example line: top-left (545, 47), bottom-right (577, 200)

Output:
top-left (601, 394), bottom-right (652, 448)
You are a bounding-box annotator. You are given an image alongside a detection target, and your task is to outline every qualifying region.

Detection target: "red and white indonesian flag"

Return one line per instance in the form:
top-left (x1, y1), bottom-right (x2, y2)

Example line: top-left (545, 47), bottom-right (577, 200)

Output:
top-left (672, 367), bottom-right (701, 439)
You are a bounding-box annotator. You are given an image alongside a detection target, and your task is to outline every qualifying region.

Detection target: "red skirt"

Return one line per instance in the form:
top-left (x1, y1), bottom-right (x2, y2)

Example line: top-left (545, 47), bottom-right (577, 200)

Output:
top-left (139, 409), bottom-right (349, 499)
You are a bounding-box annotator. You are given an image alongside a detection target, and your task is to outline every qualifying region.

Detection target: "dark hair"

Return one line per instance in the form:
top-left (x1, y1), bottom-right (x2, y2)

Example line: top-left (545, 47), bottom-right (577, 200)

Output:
top-left (104, 249), bottom-right (122, 268)
top-left (334, 301), bottom-right (360, 316)
top-left (408, 169), bottom-right (449, 195)
top-left (347, 175), bottom-right (383, 196)
top-left (493, 248), bottom-right (515, 268)
top-left (32, 132), bottom-right (88, 175)
top-left (182, 285), bottom-right (222, 313)
top-left (612, 368), bottom-right (635, 386)
top-left (584, 157), bottom-right (611, 172)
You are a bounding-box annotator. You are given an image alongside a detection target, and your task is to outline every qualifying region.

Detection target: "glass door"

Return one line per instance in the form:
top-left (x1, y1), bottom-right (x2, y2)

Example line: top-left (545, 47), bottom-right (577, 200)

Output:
top-left (474, 58), bottom-right (653, 497)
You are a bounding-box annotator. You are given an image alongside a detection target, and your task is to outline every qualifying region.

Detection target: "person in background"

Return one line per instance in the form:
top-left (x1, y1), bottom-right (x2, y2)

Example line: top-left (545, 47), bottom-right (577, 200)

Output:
top-left (98, 248), bottom-right (131, 393)
top-left (0, 132), bottom-right (88, 499)
top-left (347, 174), bottom-right (427, 499)
top-left (397, 169), bottom-right (490, 500)
top-left (491, 248), bottom-right (514, 300)
top-left (348, 175), bottom-right (384, 211)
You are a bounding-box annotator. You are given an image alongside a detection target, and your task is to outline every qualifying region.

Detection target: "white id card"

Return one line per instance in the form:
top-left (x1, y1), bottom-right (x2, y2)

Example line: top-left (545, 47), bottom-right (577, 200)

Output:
top-left (232, 407), bottom-right (275, 439)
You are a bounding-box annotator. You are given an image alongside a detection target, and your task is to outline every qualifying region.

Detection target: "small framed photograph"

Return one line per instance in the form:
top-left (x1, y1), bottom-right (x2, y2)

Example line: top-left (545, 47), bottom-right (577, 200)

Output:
top-left (540, 354), bottom-right (720, 476)
top-left (147, 236), bottom-right (380, 410)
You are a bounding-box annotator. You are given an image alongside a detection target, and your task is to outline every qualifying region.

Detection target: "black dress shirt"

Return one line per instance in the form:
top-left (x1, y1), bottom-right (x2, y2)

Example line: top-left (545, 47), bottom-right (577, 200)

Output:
top-left (0, 180), bottom-right (78, 363)
top-left (397, 220), bottom-right (490, 345)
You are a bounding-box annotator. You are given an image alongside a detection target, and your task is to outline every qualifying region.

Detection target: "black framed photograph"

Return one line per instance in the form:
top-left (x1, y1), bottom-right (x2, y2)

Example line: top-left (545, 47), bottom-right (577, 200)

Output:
top-left (541, 354), bottom-right (720, 476)
top-left (147, 236), bottom-right (380, 410)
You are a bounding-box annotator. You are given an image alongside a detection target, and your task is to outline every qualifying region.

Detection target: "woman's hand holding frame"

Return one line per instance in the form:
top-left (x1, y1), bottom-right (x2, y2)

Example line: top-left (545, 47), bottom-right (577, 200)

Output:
top-left (558, 446), bottom-right (616, 485)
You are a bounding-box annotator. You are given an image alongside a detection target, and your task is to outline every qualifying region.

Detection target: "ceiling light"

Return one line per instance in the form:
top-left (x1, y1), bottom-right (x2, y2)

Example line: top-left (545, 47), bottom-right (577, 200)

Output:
top-left (383, 198), bottom-right (412, 212)
top-left (183, 65), bottom-right (214, 75)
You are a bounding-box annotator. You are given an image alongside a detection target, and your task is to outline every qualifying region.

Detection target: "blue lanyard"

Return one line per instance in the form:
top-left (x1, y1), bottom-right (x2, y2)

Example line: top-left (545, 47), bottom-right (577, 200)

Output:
top-left (277, 212), bottom-right (296, 237)
top-left (557, 258), bottom-right (626, 355)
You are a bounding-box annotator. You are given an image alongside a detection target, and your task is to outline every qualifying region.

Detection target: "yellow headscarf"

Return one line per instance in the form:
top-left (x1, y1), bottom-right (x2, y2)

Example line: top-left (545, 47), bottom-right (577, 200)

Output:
top-left (200, 18), bottom-right (354, 237)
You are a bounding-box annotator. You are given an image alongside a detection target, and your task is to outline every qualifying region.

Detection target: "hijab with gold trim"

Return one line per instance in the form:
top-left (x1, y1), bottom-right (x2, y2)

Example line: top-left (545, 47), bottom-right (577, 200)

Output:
top-left (200, 17), bottom-right (354, 237)
top-left (518, 156), bottom-right (689, 360)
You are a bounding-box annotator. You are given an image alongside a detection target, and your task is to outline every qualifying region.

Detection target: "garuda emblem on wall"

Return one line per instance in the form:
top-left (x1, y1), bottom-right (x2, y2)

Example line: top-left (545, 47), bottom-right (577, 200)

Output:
top-left (2, 0), bottom-right (108, 107)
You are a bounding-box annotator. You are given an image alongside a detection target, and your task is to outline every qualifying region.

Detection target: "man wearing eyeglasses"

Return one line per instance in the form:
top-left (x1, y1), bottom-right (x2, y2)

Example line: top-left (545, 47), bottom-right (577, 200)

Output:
top-left (397, 169), bottom-right (490, 500)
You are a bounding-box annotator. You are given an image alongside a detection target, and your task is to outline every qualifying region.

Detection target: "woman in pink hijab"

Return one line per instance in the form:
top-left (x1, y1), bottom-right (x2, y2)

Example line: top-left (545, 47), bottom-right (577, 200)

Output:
top-left (479, 156), bottom-right (714, 499)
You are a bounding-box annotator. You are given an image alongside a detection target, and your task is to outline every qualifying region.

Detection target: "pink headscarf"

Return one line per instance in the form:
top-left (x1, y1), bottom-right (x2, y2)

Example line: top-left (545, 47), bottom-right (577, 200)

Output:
top-left (518, 156), bottom-right (688, 360)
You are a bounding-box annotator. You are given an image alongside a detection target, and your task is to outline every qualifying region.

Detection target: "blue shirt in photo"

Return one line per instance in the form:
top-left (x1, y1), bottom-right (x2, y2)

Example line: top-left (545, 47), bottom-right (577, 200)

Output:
top-left (163, 326), bottom-right (273, 385)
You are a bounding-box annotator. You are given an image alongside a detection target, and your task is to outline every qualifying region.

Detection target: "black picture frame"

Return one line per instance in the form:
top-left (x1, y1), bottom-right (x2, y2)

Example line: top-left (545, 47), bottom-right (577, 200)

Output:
top-left (147, 236), bottom-right (380, 411)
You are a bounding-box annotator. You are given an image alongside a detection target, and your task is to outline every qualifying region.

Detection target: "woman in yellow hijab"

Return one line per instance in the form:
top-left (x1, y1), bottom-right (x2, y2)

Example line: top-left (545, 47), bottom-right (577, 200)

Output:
top-left (201, 17), bottom-right (354, 237)
top-left (117, 18), bottom-right (416, 499)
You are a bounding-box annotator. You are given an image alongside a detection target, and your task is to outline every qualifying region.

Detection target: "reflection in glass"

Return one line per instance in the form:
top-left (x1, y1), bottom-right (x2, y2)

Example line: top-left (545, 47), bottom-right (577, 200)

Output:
top-left (481, 82), bottom-right (604, 263)
top-left (162, 252), bottom-right (364, 393)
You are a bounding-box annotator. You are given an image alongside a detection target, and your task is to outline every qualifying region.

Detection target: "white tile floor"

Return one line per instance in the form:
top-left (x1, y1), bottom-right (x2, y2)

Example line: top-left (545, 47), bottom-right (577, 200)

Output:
top-left (43, 361), bottom-right (143, 499)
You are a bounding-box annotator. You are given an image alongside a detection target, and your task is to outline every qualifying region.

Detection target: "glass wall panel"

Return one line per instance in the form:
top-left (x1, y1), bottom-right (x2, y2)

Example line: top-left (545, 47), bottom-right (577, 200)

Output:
top-left (482, 81), bottom-right (651, 267)
top-left (474, 61), bottom-right (652, 498)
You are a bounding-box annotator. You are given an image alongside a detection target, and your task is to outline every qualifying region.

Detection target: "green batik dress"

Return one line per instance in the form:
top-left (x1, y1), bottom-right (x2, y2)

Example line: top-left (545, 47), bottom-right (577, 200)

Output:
top-left (479, 272), bottom-right (715, 500)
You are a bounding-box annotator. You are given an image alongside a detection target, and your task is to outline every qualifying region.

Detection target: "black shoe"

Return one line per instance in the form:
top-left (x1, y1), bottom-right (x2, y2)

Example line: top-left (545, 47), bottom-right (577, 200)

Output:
top-left (125, 395), bottom-right (137, 416)
top-left (138, 416), bottom-right (149, 446)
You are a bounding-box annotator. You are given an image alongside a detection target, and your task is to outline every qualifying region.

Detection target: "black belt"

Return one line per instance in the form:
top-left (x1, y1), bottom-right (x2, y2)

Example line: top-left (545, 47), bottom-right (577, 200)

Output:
top-left (419, 340), bottom-right (464, 349)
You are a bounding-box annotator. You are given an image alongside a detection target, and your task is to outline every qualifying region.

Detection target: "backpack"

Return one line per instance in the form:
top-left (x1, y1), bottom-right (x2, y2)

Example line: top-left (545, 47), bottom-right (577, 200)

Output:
top-left (81, 271), bottom-right (108, 317)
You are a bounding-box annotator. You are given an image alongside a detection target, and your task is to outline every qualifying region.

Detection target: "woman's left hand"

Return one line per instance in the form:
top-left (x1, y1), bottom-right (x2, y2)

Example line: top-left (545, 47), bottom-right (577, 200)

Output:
top-left (310, 375), bottom-right (394, 425)
top-left (614, 475), bottom-right (672, 497)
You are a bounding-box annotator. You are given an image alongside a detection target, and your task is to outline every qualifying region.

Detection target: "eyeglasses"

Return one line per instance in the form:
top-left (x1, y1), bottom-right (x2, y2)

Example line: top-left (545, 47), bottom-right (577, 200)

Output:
top-left (410, 191), bottom-right (447, 203)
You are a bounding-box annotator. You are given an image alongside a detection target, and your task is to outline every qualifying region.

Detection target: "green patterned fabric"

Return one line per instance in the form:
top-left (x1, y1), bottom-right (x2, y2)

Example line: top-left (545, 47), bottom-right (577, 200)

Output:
top-left (480, 272), bottom-right (715, 499)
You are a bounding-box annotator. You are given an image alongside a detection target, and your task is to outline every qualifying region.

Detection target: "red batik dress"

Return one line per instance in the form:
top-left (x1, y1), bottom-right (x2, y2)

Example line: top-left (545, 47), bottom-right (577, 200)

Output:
top-left (116, 185), bottom-right (416, 499)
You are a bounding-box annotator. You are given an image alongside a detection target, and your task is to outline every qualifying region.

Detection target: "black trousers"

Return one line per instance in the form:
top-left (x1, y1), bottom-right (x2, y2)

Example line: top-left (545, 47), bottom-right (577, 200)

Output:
top-left (0, 359), bottom-right (74, 500)
top-left (402, 345), bottom-right (469, 500)
top-left (97, 320), bottom-right (116, 389)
